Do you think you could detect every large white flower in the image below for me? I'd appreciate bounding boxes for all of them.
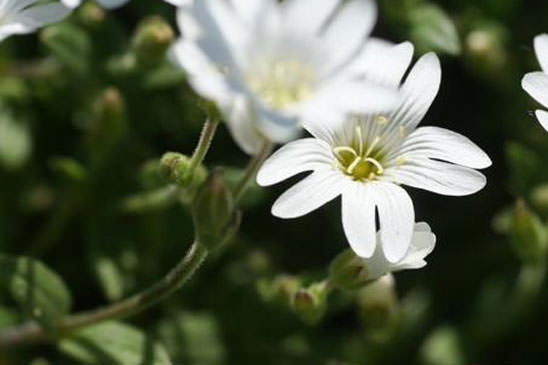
[522,34,548,132]
[169,0,400,155]
[257,50,491,263]
[60,0,129,9]
[0,0,70,42]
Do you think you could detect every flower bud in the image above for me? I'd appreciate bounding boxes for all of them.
[86,88,127,166]
[192,169,241,251]
[159,152,207,190]
[132,16,174,69]
[328,249,373,290]
[510,200,548,263]
[465,25,507,76]
[78,2,105,28]
[357,275,399,329]
[257,275,301,306]
[531,184,548,212]
[420,326,465,365]
[291,282,328,325]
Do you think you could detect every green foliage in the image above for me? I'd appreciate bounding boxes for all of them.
[1,0,548,364]
[59,321,172,365]
[0,255,71,330]
[158,312,225,364]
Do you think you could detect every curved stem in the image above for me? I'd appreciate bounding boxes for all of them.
[187,118,219,178]
[0,241,208,348]
[233,140,274,203]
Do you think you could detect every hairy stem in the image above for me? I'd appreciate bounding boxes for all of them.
[187,118,219,179]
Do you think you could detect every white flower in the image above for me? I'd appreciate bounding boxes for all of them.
[522,34,548,132]
[61,0,129,9]
[0,0,71,42]
[169,0,400,155]
[257,50,491,263]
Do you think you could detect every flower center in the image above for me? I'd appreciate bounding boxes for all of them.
[332,125,385,182]
[246,59,313,109]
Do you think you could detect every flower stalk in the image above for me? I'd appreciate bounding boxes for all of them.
[0,241,208,348]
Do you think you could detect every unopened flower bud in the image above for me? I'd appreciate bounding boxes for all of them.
[86,88,127,166]
[291,282,328,325]
[329,249,373,290]
[132,16,174,68]
[192,169,241,250]
[357,275,399,329]
[510,200,548,263]
[79,2,105,28]
[159,152,207,190]
[257,275,301,305]
[465,25,507,76]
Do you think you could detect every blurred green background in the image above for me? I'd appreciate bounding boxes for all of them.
[2,0,548,364]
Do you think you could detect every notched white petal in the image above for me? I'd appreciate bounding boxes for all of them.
[341,182,377,258]
[271,170,344,219]
[257,138,332,186]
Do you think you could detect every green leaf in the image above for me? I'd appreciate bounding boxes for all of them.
[0,255,72,329]
[59,321,172,365]
[158,312,225,364]
[0,306,20,329]
[40,24,92,74]
[409,3,461,55]
[0,107,31,170]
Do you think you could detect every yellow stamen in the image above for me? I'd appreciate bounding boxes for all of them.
[365,136,381,157]
[346,156,362,175]
[365,157,384,175]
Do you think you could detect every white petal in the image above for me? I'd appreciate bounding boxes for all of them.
[344,39,414,87]
[414,221,431,233]
[341,182,377,258]
[522,71,548,109]
[534,34,548,73]
[191,0,247,70]
[61,0,81,8]
[272,170,344,219]
[300,79,399,121]
[168,40,234,105]
[386,158,487,196]
[392,126,492,169]
[320,0,377,77]
[389,53,441,131]
[96,0,129,9]
[176,1,200,39]
[535,109,548,132]
[395,230,436,270]
[165,0,192,6]
[283,0,339,35]
[257,138,333,186]
[224,96,264,155]
[12,3,71,30]
[229,0,276,30]
[254,104,301,144]
[374,183,415,263]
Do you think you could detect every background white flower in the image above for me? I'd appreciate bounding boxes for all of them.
[169,0,400,155]
[522,34,548,132]
[61,0,129,9]
[0,0,71,42]
[257,48,491,263]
